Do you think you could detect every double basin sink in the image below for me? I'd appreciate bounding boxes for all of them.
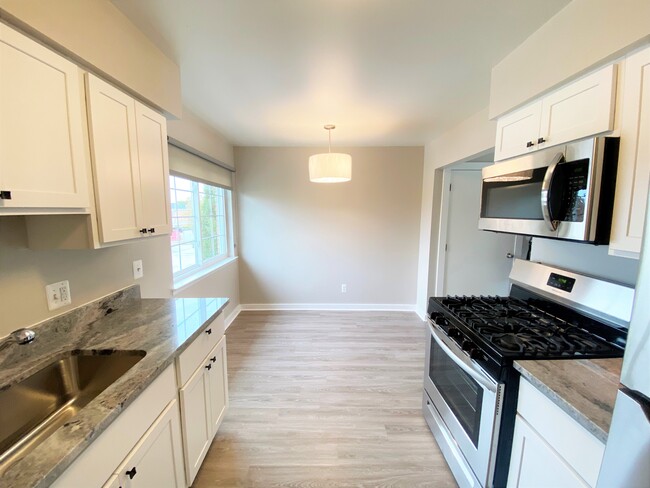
[0,350,145,475]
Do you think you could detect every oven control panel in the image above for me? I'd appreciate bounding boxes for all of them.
[547,272,576,293]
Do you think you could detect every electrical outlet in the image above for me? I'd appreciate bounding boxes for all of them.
[133,259,143,279]
[341,284,347,293]
[46,280,72,311]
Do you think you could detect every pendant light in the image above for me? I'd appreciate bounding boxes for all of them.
[309,125,351,183]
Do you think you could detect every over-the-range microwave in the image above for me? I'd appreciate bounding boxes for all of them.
[479,136,619,243]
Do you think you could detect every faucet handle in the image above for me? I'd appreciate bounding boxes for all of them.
[12,328,36,345]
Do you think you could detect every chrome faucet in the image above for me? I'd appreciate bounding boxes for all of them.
[0,328,36,351]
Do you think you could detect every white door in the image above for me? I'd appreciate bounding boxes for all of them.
[207,337,229,434]
[86,74,143,243]
[508,415,590,488]
[115,399,185,488]
[442,168,516,296]
[179,362,213,485]
[0,24,89,208]
[494,101,542,161]
[134,102,171,236]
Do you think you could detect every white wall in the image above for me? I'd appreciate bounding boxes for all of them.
[235,146,423,307]
[0,0,182,116]
[0,217,173,336]
[490,0,650,118]
[416,107,497,317]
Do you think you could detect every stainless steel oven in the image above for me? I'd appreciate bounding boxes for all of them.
[478,136,619,243]
[423,320,504,488]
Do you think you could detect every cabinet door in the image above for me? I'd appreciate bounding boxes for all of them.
[610,47,650,258]
[86,74,143,243]
[494,101,542,161]
[116,399,185,488]
[539,65,616,150]
[507,415,590,488]
[134,102,171,236]
[102,474,122,488]
[0,24,89,208]
[179,361,212,485]
[207,336,229,434]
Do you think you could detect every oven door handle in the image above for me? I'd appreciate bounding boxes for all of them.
[541,152,565,232]
[428,322,498,393]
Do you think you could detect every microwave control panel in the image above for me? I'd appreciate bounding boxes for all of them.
[560,160,589,222]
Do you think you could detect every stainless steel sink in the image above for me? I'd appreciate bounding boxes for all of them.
[0,350,145,474]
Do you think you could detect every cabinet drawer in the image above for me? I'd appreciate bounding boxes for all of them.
[517,378,605,487]
[176,313,225,386]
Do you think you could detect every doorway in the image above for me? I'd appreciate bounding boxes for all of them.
[436,165,517,296]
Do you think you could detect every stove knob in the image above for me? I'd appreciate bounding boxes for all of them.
[448,327,461,339]
[461,339,474,351]
[468,348,483,361]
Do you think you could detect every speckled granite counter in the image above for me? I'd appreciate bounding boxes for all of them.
[0,286,228,488]
[514,358,622,443]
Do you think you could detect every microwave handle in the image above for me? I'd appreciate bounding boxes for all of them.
[541,152,564,232]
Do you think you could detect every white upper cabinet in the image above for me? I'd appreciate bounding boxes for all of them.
[134,103,171,236]
[86,74,142,243]
[0,23,89,209]
[494,101,542,161]
[494,65,617,162]
[610,46,650,259]
[86,74,171,244]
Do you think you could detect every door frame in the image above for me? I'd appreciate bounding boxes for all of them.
[434,163,523,296]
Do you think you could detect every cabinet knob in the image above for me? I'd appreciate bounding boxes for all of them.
[210,356,217,363]
[526,141,534,148]
[148,228,156,233]
[126,467,137,479]
[205,328,212,335]
[0,191,12,200]
[537,137,546,144]
[205,363,212,371]
[139,228,147,234]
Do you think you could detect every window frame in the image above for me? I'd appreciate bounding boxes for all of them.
[170,174,233,283]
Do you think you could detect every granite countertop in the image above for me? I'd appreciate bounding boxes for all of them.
[514,358,622,443]
[0,286,228,488]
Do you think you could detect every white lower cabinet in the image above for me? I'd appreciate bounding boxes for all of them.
[508,415,590,488]
[112,399,185,488]
[508,378,605,488]
[178,336,229,486]
[53,365,180,488]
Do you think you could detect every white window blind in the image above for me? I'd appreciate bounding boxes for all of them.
[168,143,232,189]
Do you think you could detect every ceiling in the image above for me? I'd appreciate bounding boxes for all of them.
[112,0,570,146]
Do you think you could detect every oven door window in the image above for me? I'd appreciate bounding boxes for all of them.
[429,339,483,447]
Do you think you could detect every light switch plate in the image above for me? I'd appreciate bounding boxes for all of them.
[46,280,71,311]
[133,260,143,279]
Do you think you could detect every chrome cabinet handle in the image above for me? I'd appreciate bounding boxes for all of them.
[541,152,564,232]
[428,322,498,393]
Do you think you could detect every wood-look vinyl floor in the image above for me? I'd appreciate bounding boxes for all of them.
[193,311,457,488]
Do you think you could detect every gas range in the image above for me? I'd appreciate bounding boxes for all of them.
[427,287,626,379]
[422,260,634,488]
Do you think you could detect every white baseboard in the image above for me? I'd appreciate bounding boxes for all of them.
[240,303,417,312]
[224,304,242,329]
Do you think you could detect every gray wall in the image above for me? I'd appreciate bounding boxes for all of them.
[235,146,423,306]
[0,216,173,336]
[530,238,640,286]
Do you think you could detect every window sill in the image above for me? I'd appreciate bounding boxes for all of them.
[172,256,239,294]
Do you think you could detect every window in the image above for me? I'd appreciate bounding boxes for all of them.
[170,175,232,280]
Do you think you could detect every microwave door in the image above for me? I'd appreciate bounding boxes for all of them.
[479,162,558,239]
